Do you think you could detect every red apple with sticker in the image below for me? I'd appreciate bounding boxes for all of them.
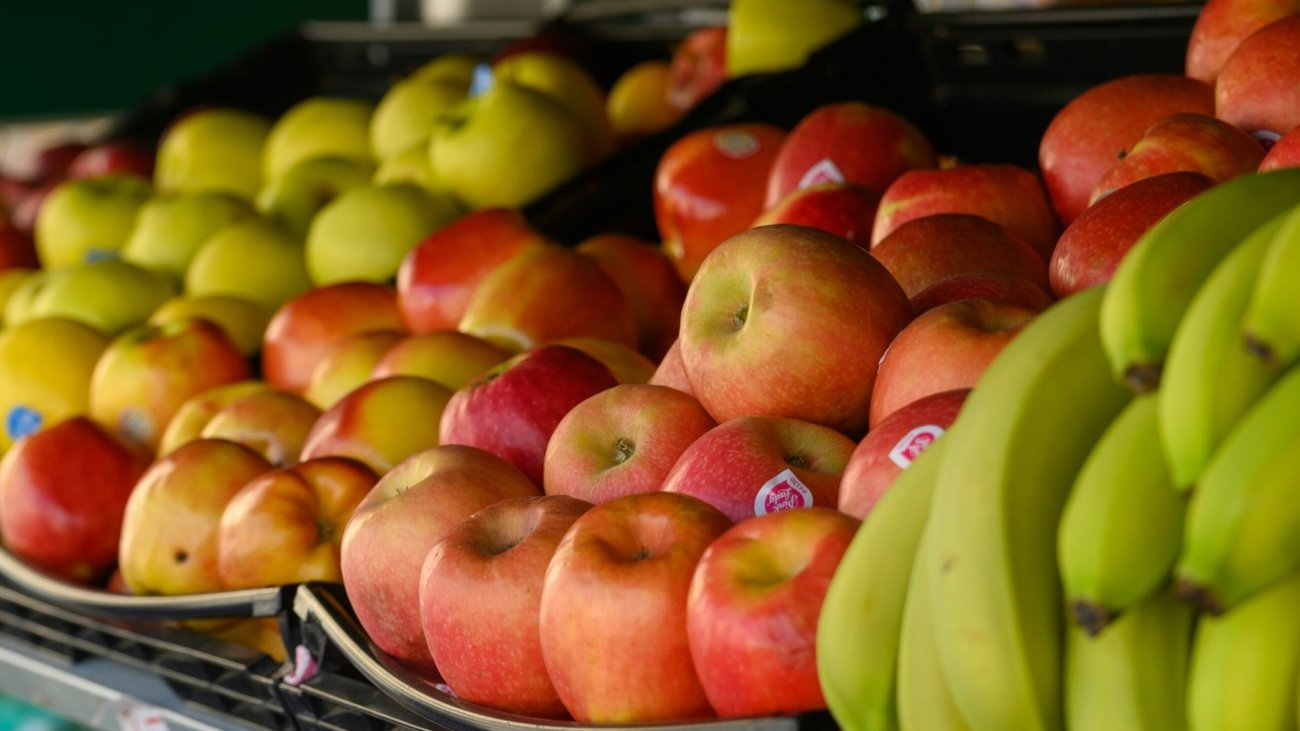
[754,182,881,248]
[1185,0,1300,84]
[576,233,687,361]
[686,507,860,717]
[910,271,1055,314]
[870,213,1049,299]
[300,375,452,475]
[1215,15,1300,137]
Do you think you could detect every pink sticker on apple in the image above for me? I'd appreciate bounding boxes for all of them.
[754,469,815,516]
[713,130,760,159]
[797,158,846,190]
[888,425,945,469]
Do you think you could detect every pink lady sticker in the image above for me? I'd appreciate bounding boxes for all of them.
[797,158,846,190]
[712,130,760,159]
[754,469,815,515]
[888,425,946,469]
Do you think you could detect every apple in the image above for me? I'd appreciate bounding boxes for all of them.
[1050,171,1215,299]
[543,383,717,503]
[0,317,109,450]
[539,491,732,723]
[0,176,31,217]
[686,507,860,717]
[396,208,548,334]
[370,330,511,389]
[910,271,1056,314]
[410,53,481,87]
[88,318,252,453]
[1185,0,1300,84]
[156,380,273,456]
[185,218,312,312]
[655,123,787,282]
[871,164,1060,259]
[419,494,592,718]
[370,75,469,162]
[217,456,377,588]
[302,329,406,409]
[661,415,855,523]
[118,438,273,596]
[679,224,913,437]
[765,102,936,208]
[754,182,882,249]
[606,60,684,143]
[1038,73,1214,225]
[154,107,273,200]
[669,26,728,112]
[32,142,88,182]
[726,0,863,77]
[440,344,619,486]
[67,140,155,181]
[9,180,59,237]
[255,156,375,239]
[34,174,152,269]
[576,232,687,361]
[262,281,405,395]
[147,294,271,359]
[1090,113,1264,202]
[838,388,968,520]
[649,338,694,395]
[1260,124,1300,170]
[340,444,541,674]
[0,267,38,319]
[199,388,323,467]
[870,298,1037,427]
[0,416,150,584]
[1216,15,1300,137]
[373,143,437,190]
[549,337,657,385]
[305,183,460,286]
[492,51,615,164]
[0,218,39,272]
[120,191,257,281]
[458,243,638,353]
[262,97,374,181]
[3,270,50,327]
[300,375,453,475]
[24,259,178,335]
[870,213,1050,299]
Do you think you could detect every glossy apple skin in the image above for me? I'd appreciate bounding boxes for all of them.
[1260,124,1300,170]
[1050,171,1214,299]
[1038,73,1214,225]
[654,123,787,282]
[576,233,687,361]
[754,182,881,249]
[370,330,511,389]
[299,375,452,476]
[649,338,694,395]
[1216,15,1300,137]
[550,337,656,385]
[303,329,407,410]
[668,26,728,112]
[1090,113,1263,202]
[439,345,619,486]
[839,388,968,520]
[870,213,1049,299]
[340,444,541,675]
[680,225,913,437]
[1186,0,1300,84]
[199,388,323,467]
[0,417,150,584]
[686,507,860,717]
[539,492,733,723]
[543,384,717,503]
[156,380,273,456]
[420,494,592,718]
[910,271,1055,314]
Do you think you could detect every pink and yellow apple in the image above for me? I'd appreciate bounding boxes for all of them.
[156,380,273,456]
[869,213,1049,299]
[1215,15,1300,136]
[576,233,687,361]
[369,330,511,389]
[910,271,1055,314]
[1089,113,1263,202]
[302,329,406,410]
[299,375,452,475]
[1185,0,1300,83]
[649,338,694,395]
[199,388,323,467]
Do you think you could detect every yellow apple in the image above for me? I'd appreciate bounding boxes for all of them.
[120,191,257,281]
[199,388,323,467]
[255,156,375,239]
[0,268,38,327]
[551,336,657,384]
[155,107,273,201]
[492,52,615,163]
[156,380,273,456]
[370,330,511,389]
[185,218,312,312]
[263,97,375,181]
[373,143,437,190]
[26,259,178,336]
[3,269,48,328]
[303,329,406,410]
[727,0,864,77]
[35,174,153,269]
[148,294,271,358]
[0,317,109,450]
[299,375,452,474]
[606,60,684,142]
[370,76,469,162]
[411,53,481,86]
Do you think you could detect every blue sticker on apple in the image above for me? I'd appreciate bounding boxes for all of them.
[6,406,41,442]
[469,63,494,98]
[84,248,120,263]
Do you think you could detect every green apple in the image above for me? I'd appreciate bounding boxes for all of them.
[154,107,273,201]
[120,191,257,281]
[0,268,38,327]
[371,76,469,162]
[373,143,437,190]
[3,270,49,328]
[0,316,109,450]
[35,174,153,269]
[727,0,864,77]
[185,218,312,312]
[263,97,375,182]
[255,155,375,239]
[148,294,272,358]
[491,52,615,163]
[411,53,480,87]
[427,81,586,210]
[305,183,459,286]
[27,259,178,335]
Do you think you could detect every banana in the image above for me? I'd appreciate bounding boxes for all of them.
[1063,588,1194,731]
[897,525,972,731]
[1057,395,1184,636]
[1176,361,1300,614]
[922,286,1132,731]
[1158,209,1291,490]
[1186,570,1300,731]
[1100,168,1300,393]
[816,435,951,731]
[1244,200,1300,369]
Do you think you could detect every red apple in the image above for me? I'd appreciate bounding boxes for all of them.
[543,384,717,503]
[869,213,1049,299]
[396,209,548,334]
[1259,124,1300,170]
[1185,0,1300,84]
[679,224,913,437]
[654,123,787,282]
[754,181,881,248]
[838,388,968,520]
[33,142,89,183]
[765,101,937,207]
[1090,113,1263,202]
[576,233,687,361]
[67,140,155,181]
[686,507,860,717]
[1050,171,1215,299]
[649,338,694,395]
[0,218,38,271]
[439,344,619,486]
[0,416,150,584]
[871,164,1060,259]
[910,271,1056,314]
[10,180,59,236]
[1039,74,1215,225]
[669,26,728,112]
[539,492,733,723]
[299,375,452,475]
[661,415,855,523]
[870,298,1037,427]
[420,494,592,718]
[340,444,541,675]
[199,388,324,467]
[1216,15,1300,137]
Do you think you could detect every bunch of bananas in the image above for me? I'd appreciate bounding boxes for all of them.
[817,168,1300,731]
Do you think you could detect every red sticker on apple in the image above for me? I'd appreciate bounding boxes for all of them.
[888,425,945,469]
[712,130,760,159]
[798,158,846,190]
[754,469,815,515]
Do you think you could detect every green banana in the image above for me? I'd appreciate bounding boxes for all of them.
[897,525,972,731]
[1063,588,1194,731]
[1100,168,1300,393]
[816,435,951,731]
[1176,362,1300,614]
[1186,570,1300,731]
[1158,209,1291,490]
[1057,395,1184,636]
[1244,199,1300,369]
[923,286,1132,731]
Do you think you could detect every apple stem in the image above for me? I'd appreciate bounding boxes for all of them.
[613,438,635,464]
[732,303,749,330]
[785,452,809,469]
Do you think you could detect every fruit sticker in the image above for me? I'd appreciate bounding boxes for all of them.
[712,130,760,159]
[798,158,846,190]
[5,405,41,442]
[118,407,156,447]
[888,425,945,469]
[754,469,815,515]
